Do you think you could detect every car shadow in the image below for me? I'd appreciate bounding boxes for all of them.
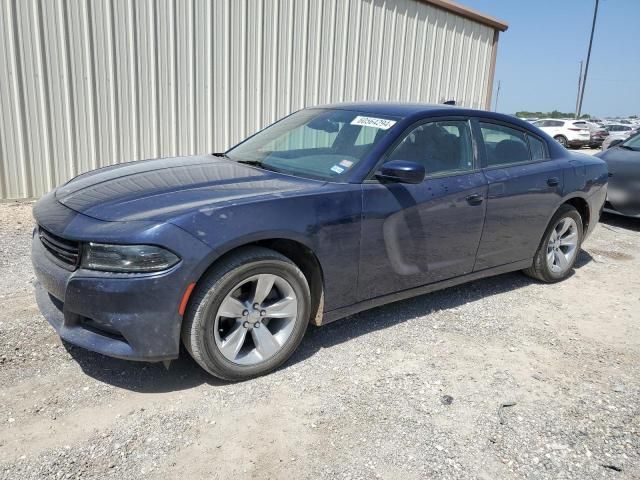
[64,342,227,392]
[290,249,594,366]
[67,250,594,392]
[600,212,640,232]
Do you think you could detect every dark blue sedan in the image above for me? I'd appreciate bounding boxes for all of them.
[32,103,608,380]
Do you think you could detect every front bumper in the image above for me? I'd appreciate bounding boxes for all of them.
[31,198,213,361]
[603,204,640,218]
[33,234,191,361]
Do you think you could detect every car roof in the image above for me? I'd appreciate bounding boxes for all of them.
[315,101,457,116]
[311,102,536,129]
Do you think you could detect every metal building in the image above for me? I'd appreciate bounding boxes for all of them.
[0,0,507,200]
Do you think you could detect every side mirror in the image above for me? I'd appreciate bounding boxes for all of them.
[375,160,425,184]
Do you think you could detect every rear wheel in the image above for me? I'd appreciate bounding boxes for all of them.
[182,247,310,381]
[523,204,583,283]
[554,135,568,148]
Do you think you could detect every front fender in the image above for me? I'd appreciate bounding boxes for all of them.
[170,186,362,311]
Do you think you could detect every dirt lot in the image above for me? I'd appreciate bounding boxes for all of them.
[1,198,639,480]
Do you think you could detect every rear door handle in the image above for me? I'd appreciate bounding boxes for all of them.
[465,193,484,206]
[547,177,560,187]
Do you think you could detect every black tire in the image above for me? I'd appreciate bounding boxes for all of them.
[523,204,583,283]
[554,135,568,148]
[181,246,311,381]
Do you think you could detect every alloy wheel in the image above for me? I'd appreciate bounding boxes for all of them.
[546,217,579,274]
[213,273,298,365]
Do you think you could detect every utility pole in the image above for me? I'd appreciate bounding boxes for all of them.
[494,80,501,112]
[575,60,583,119]
[577,0,599,118]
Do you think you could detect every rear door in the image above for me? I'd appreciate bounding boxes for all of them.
[473,120,564,270]
[358,118,488,300]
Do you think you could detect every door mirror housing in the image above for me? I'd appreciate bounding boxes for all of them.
[375,160,426,184]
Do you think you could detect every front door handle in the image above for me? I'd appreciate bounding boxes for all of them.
[547,177,560,187]
[465,193,484,206]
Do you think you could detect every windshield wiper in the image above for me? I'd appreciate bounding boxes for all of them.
[618,145,636,151]
[234,159,280,173]
[235,159,263,166]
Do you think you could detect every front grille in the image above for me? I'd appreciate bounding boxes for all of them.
[39,227,81,270]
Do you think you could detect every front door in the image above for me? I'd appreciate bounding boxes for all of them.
[358,119,488,300]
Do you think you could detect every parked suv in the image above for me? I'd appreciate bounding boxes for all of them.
[532,119,591,148]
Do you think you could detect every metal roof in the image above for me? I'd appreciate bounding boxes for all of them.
[422,0,509,32]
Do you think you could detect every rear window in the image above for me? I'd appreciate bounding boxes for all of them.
[480,123,530,166]
[480,123,549,166]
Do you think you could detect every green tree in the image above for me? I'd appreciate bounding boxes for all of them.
[515,110,590,119]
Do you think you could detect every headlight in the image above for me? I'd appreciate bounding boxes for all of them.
[81,243,180,272]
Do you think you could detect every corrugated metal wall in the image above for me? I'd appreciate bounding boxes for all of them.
[0,0,497,200]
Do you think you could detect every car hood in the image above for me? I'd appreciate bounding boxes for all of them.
[55,155,323,222]
[596,146,640,167]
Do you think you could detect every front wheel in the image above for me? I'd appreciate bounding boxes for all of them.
[182,247,311,381]
[523,205,583,283]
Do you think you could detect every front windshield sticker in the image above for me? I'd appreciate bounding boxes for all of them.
[339,159,354,168]
[350,116,396,130]
[330,165,345,174]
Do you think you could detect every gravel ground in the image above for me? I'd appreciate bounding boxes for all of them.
[1,196,639,480]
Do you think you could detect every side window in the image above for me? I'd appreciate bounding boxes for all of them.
[479,122,531,166]
[528,135,547,160]
[386,120,473,176]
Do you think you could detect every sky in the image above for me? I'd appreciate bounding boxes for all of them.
[462,0,639,118]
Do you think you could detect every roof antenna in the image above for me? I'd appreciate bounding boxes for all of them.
[443,100,456,106]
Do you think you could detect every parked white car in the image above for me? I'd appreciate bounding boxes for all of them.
[601,124,640,150]
[531,119,591,148]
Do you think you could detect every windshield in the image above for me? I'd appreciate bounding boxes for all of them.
[226,108,399,181]
[621,132,640,151]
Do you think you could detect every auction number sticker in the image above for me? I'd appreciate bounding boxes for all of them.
[350,116,396,130]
